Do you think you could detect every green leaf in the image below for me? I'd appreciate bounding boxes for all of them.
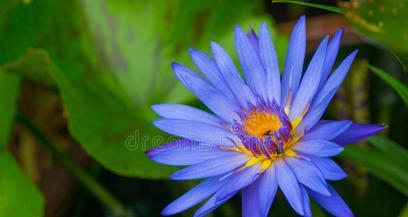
[272,0,342,14]
[341,0,408,69]
[53,62,176,178]
[0,2,175,176]
[1,45,175,178]
[369,65,408,106]
[0,48,56,86]
[341,140,408,196]
[0,152,44,217]
[0,45,43,216]
[368,136,408,167]
[0,73,20,148]
[81,0,267,105]
[0,23,43,217]
[399,203,408,217]
[0,0,175,178]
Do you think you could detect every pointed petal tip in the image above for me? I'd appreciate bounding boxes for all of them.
[234,25,246,39]
[333,122,385,146]
[150,104,160,113]
[152,119,163,129]
[172,63,193,79]
[247,28,257,36]
[234,24,242,31]
[376,123,387,132]
[171,62,182,71]
[351,49,359,57]
[145,145,163,159]
[161,207,175,216]
[335,27,344,37]
[210,41,221,51]
[170,173,183,180]
[311,35,329,56]
[145,148,154,157]
[291,15,306,35]
[188,47,197,54]
[321,35,330,46]
[295,15,306,28]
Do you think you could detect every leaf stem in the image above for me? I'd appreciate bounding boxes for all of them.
[272,0,343,14]
[17,113,134,217]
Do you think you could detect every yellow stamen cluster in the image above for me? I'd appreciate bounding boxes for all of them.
[242,112,281,139]
[230,110,300,172]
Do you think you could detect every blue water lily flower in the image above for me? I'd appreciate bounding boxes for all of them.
[147,16,384,217]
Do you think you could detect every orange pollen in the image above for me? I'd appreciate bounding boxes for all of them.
[242,112,281,139]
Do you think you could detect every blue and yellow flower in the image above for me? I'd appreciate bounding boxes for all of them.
[147,16,384,217]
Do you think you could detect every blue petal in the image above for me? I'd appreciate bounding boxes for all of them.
[275,160,304,215]
[285,157,330,196]
[258,164,278,217]
[211,42,256,108]
[162,176,228,215]
[242,178,262,217]
[147,139,231,166]
[289,36,328,120]
[281,15,306,107]
[153,119,240,146]
[300,186,312,217]
[152,104,222,126]
[171,153,249,180]
[293,139,344,157]
[235,25,266,97]
[172,63,240,122]
[259,22,281,104]
[319,28,344,88]
[247,29,260,54]
[296,89,337,132]
[303,120,352,141]
[308,155,347,180]
[189,48,234,99]
[215,163,261,202]
[332,122,385,146]
[193,191,238,217]
[298,51,358,132]
[308,184,354,217]
[313,50,358,106]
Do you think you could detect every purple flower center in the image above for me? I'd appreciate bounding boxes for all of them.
[232,99,295,159]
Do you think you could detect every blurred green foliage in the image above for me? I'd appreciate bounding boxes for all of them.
[370,65,408,106]
[0,73,20,147]
[0,72,43,217]
[341,0,408,70]
[341,136,408,196]
[0,152,44,217]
